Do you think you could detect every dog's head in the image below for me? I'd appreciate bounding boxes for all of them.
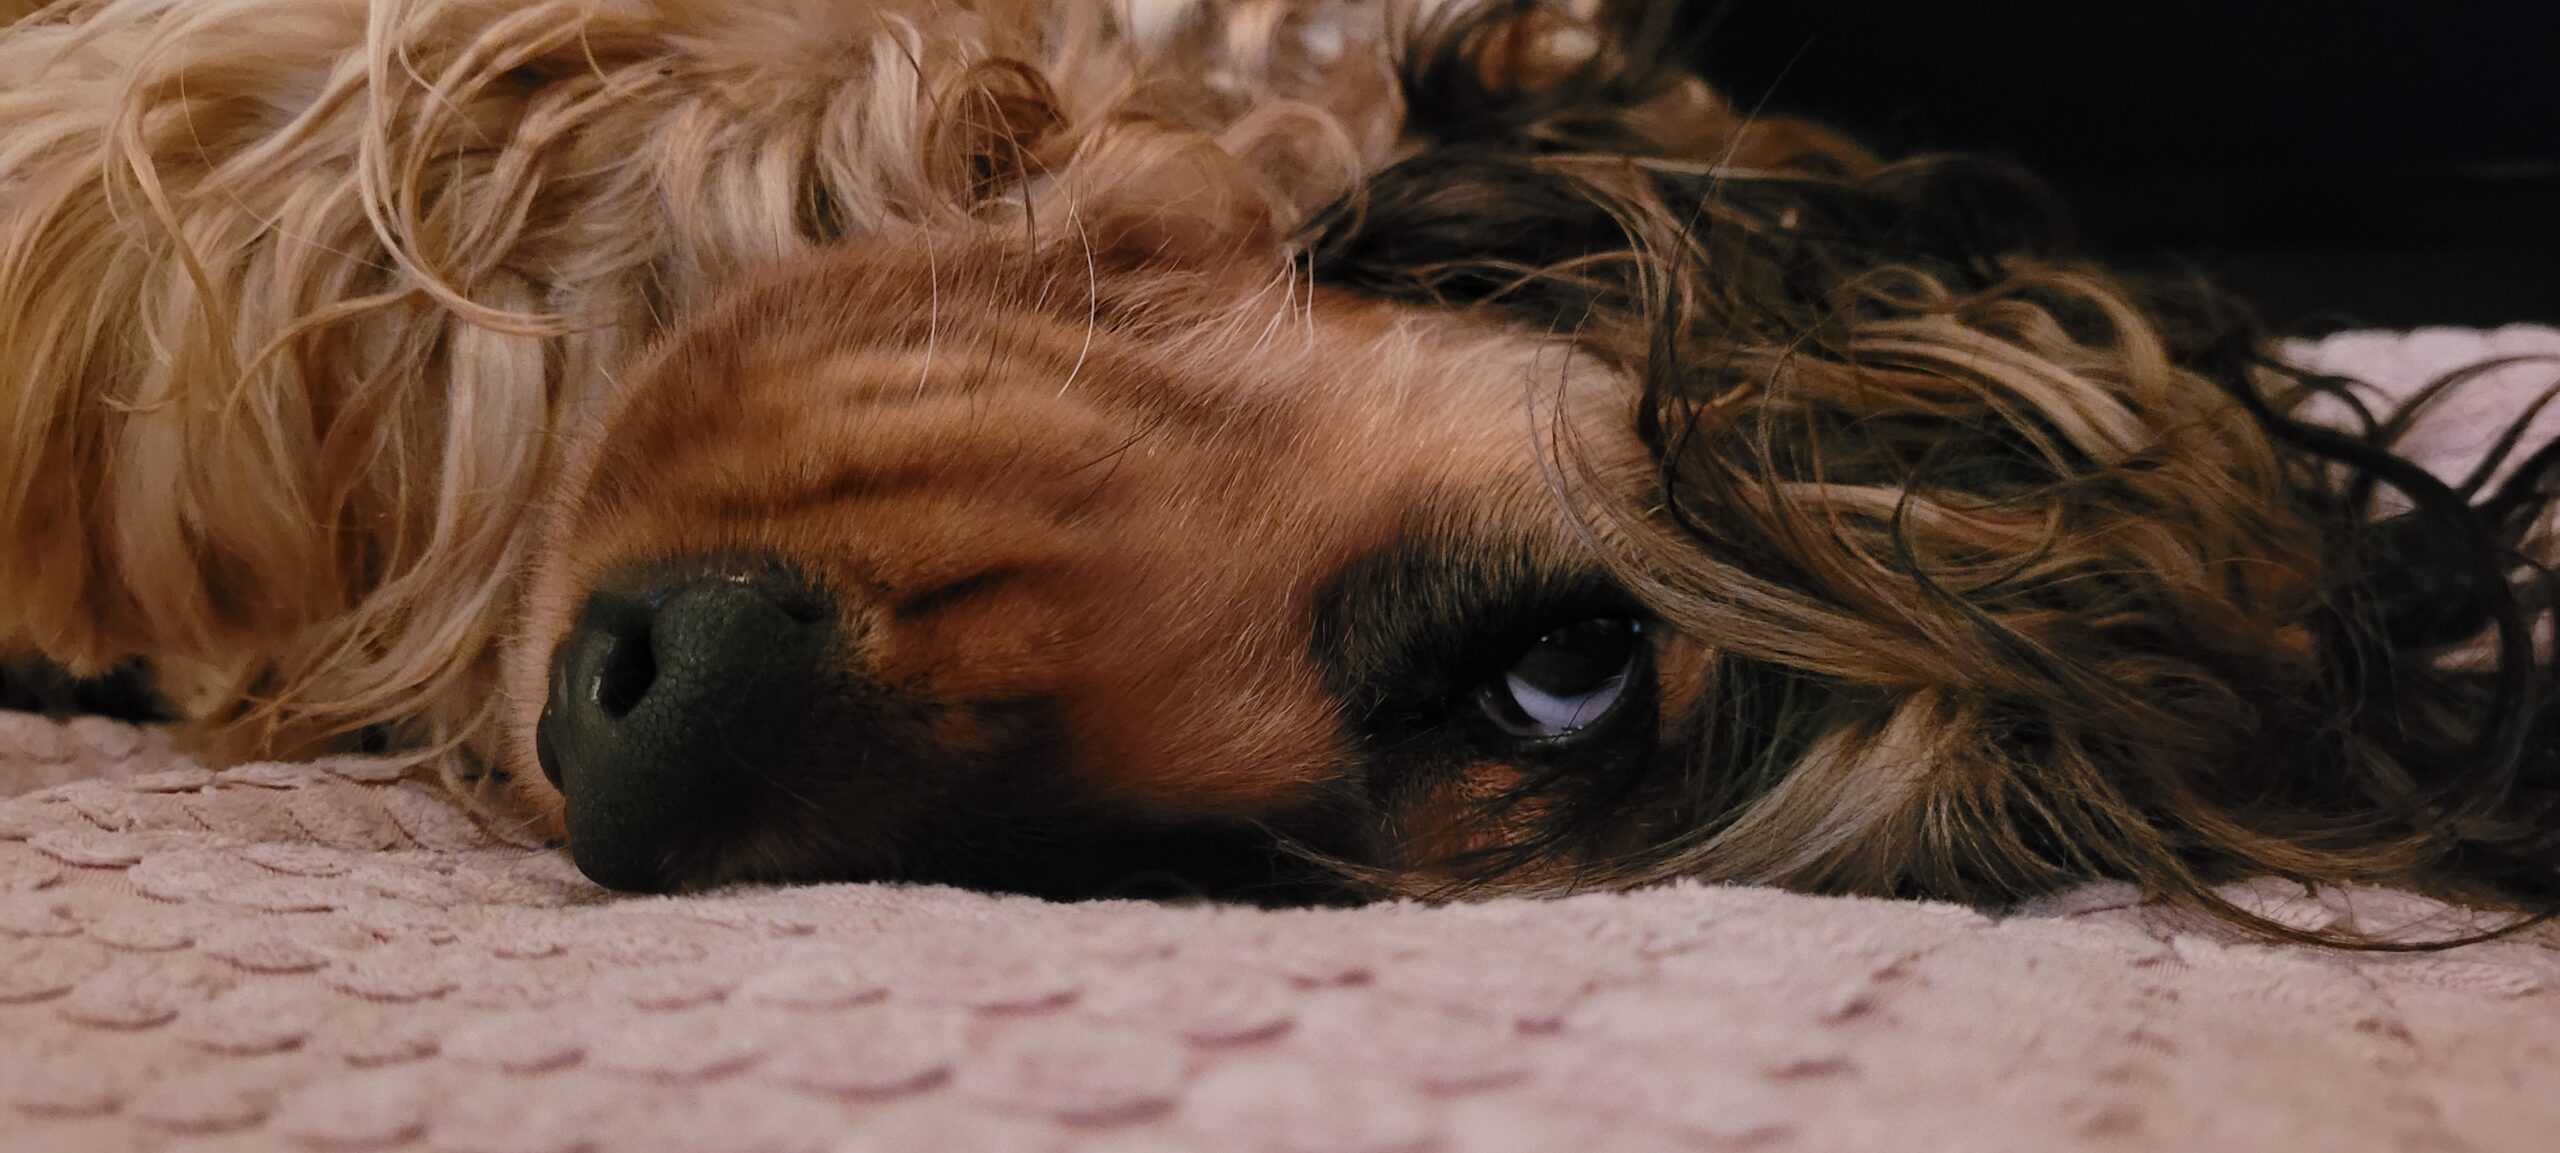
[503,112,1669,896]
[500,1,2558,920]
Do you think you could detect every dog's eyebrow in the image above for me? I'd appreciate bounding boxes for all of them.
[1308,517,1635,737]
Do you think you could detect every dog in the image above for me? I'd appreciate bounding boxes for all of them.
[4,0,2555,935]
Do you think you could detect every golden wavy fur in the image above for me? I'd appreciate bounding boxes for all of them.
[3,0,2555,937]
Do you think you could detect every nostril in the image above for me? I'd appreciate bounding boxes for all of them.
[589,623,656,720]
[536,590,662,796]
[561,601,659,722]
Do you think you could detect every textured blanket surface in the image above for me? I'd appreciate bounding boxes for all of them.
[3,326,2558,1153]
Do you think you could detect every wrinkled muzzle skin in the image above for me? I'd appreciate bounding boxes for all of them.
[501,229,1652,897]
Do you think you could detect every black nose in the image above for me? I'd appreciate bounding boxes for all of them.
[535,560,832,892]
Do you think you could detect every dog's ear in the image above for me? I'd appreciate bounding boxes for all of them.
[1032,118,1289,270]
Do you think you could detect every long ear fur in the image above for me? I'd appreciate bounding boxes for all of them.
[1307,0,2560,943]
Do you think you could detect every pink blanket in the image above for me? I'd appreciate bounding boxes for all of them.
[4,327,2557,1153]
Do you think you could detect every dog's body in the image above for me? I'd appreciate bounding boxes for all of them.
[4,0,2555,930]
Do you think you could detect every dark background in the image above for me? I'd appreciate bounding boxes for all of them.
[1691,1,2560,334]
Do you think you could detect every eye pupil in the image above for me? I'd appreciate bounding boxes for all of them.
[1478,617,1643,739]
[1509,618,1637,698]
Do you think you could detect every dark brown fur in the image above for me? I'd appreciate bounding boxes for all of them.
[1299,1,2560,940]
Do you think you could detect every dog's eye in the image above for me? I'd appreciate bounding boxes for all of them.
[1476,618,1643,739]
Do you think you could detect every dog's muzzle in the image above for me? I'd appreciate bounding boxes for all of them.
[534,559,833,892]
